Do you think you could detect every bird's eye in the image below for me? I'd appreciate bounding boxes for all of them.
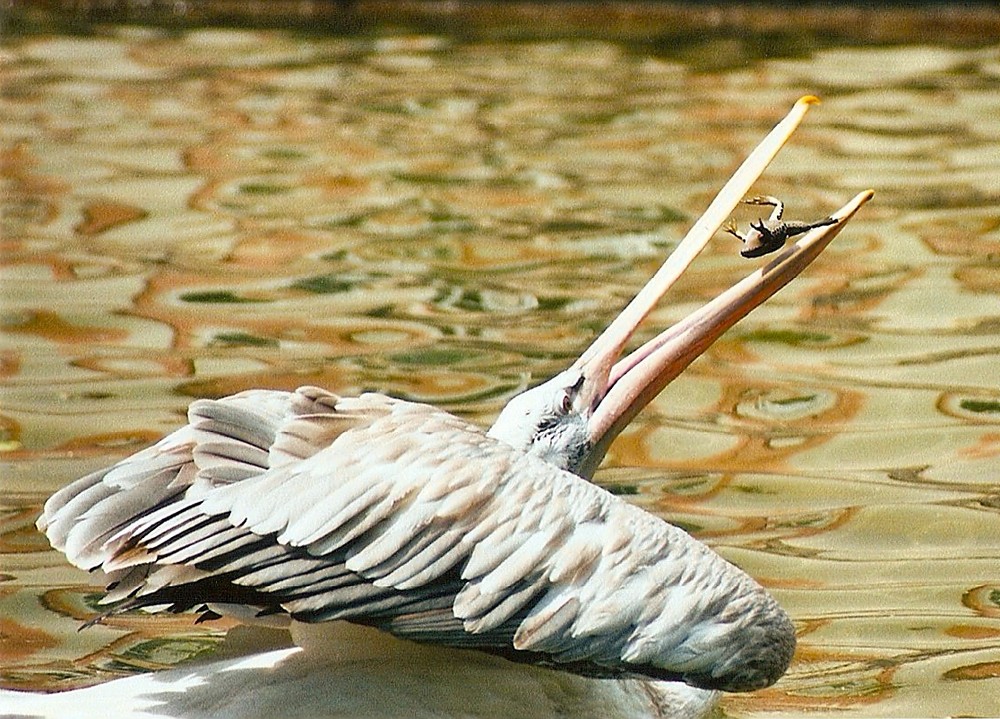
[559,390,572,414]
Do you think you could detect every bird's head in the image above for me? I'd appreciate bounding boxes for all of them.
[488,367,591,472]
[490,186,873,477]
[489,98,872,479]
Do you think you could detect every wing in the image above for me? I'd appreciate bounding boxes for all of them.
[37,386,354,572]
[61,389,794,693]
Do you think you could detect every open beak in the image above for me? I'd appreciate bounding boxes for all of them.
[570,97,873,478]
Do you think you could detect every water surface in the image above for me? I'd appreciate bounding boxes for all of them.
[2,6,999,717]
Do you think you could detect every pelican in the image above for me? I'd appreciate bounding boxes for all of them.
[20,97,873,719]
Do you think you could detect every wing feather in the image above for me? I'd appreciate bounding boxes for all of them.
[42,387,350,565]
[461,579,547,634]
[177,529,262,570]
[372,527,466,589]
[188,392,289,450]
[459,519,521,580]
[476,530,558,596]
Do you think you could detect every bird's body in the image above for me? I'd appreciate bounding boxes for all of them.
[43,387,793,692]
[26,97,873,718]
[0,623,720,719]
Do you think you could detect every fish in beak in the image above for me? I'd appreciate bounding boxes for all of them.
[491,97,873,478]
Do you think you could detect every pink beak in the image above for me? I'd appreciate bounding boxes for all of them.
[569,97,873,477]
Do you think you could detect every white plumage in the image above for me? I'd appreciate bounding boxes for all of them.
[45,387,791,690]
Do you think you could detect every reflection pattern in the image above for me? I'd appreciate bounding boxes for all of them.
[2,20,1000,718]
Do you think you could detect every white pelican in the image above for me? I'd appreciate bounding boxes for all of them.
[18,97,873,719]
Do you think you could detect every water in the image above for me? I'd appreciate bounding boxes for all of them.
[1,5,999,717]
